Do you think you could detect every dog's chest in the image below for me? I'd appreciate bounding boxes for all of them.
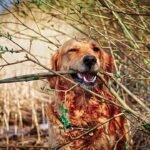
[58,99,120,149]
[66,98,111,127]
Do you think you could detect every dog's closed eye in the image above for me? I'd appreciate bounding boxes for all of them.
[93,47,100,52]
[68,48,78,52]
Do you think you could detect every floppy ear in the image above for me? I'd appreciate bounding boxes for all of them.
[48,49,62,88]
[51,49,62,71]
[99,49,114,82]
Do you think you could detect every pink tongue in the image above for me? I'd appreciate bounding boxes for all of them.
[81,73,94,81]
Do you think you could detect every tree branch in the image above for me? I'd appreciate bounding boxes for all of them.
[55,113,124,149]
[0,71,74,84]
[0,59,28,68]
[0,56,149,124]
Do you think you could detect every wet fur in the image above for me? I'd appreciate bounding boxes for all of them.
[47,38,131,150]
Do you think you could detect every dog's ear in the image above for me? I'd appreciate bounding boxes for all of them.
[99,49,114,82]
[51,49,62,71]
[48,49,62,88]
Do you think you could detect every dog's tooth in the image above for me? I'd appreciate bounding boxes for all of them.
[92,76,96,82]
[77,73,83,79]
[83,76,88,83]
[83,76,96,83]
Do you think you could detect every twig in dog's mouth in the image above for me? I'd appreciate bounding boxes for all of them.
[0,71,75,84]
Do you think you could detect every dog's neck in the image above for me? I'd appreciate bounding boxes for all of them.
[54,77,112,110]
[51,77,123,129]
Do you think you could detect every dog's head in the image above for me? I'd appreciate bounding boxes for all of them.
[50,38,113,89]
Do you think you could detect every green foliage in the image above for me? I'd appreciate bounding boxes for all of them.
[143,123,150,132]
[31,75,39,80]
[60,104,71,128]
[137,82,149,92]
[40,86,45,91]
[13,0,20,5]
[7,32,12,40]
[125,142,129,150]
[144,58,150,66]
[40,86,55,93]
[0,32,12,40]
[46,87,55,92]
[0,46,14,54]
[21,10,28,16]
[0,31,2,37]
[32,0,44,7]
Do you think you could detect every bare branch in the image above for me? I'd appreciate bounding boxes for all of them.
[0,71,74,84]
[0,59,28,68]
[55,113,124,149]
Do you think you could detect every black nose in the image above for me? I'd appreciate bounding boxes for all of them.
[83,55,97,68]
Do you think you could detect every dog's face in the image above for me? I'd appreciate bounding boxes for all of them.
[51,38,113,88]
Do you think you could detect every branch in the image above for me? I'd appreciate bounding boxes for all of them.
[98,0,150,16]
[0,54,149,124]
[98,72,150,113]
[115,11,150,16]
[55,113,124,149]
[0,71,74,84]
[0,59,28,68]
[97,73,150,123]
[102,0,139,49]
[0,2,58,47]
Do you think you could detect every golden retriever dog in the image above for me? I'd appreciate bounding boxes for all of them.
[47,38,131,150]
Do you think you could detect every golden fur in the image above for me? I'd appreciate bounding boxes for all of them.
[47,38,131,150]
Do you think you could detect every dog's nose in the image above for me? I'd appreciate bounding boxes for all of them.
[83,55,97,68]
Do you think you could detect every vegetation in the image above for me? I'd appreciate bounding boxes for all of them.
[0,0,149,149]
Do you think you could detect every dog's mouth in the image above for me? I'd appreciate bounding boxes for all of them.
[71,72,97,88]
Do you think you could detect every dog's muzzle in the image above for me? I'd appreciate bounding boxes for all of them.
[71,55,98,88]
